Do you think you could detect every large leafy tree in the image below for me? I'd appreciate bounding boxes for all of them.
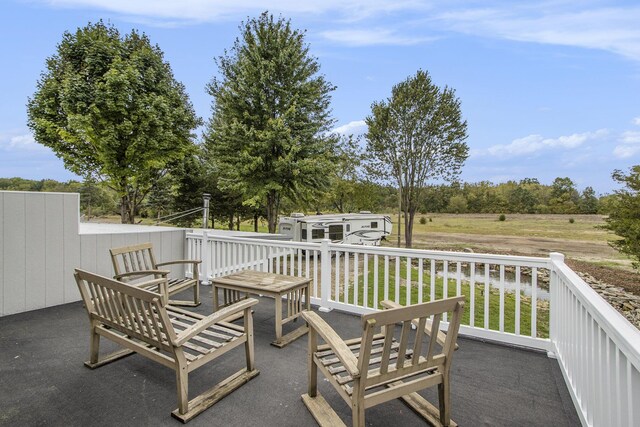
[205,12,337,233]
[27,21,200,223]
[365,69,468,247]
[602,166,640,268]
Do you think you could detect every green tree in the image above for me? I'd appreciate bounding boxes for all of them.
[548,177,579,213]
[205,12,337,233]
[27,21,200,223]
[365,69,468,247]
[579,186,599,214]
[602,166,640,268]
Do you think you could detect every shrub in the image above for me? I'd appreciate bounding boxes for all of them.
[498,214,506,221]
[429,217,433,222]
[419,217,427,225]
[569,218,575,224]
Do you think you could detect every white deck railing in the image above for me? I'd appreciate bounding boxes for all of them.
[550,254,640,426]
[186,230,640,426]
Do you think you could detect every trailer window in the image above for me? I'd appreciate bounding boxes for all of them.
[329,225,343,241]
[371,221,378,228]
[312,229,325,239]
[302,229,307,240]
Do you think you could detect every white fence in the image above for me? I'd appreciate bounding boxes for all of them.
[550,255,640,426]
[0,191,186,316]
[187,231,553,350]
[186,231,640,426]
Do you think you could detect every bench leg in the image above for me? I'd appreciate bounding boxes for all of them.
[176,365,189,417]
[89,326,100,365]
[244,308,255,371]
[193,281,200,306]
[171,368,260,423]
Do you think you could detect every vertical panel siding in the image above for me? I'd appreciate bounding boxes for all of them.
[3,192,26,315]
[44,194,65,307]
[1,191,187,317]
[25,193,46,310]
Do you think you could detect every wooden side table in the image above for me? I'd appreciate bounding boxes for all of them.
[211,270,312,348]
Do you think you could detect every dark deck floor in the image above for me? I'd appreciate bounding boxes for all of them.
[0,287,580,426]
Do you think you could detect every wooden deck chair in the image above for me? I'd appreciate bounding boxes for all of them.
[301,296,465,427]
[110,242,201,306]
[74,269,259,422]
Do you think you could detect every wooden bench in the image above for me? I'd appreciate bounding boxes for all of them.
[301,296,465,427]
[110,242,201,307]
[74,269,259,423]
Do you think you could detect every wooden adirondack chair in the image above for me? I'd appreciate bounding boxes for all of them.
[110,242,201,307]
[74,269,259,422]
[301,296,465,427]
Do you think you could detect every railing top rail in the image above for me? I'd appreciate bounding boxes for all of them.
[329,242,551,268]
[186,232,321,251]
[552,258,640,370]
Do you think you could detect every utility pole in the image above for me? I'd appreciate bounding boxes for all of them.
[202,193,211,229]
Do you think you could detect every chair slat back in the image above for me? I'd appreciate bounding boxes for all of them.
[75,269,173,352]
[359,296,465,387]
[109,243,158,278]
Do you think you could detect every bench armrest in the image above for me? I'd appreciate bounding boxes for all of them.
[380,300,458,350]
[302,311,360,378]
[114,269,170,281]
[173,298,258,346]
[156,260,202,267]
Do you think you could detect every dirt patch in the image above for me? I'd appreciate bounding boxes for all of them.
[566,259,640,297]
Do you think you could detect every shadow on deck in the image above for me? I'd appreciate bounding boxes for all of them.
[0,287,580,426]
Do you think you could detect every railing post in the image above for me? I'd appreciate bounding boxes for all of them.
[547,252,565,358]
[201,230,210,285]
[319,239,332,312]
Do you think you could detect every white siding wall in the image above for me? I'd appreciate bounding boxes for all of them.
[0,191,186,317]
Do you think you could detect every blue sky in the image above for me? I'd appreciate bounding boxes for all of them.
[1,1,639,194]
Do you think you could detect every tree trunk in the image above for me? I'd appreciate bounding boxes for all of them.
[397,188,402,247]
[236,214,240,231]
[266,190,279,233]
[404,207,416,248]
[254,213,258,232]
[228,213,233,230]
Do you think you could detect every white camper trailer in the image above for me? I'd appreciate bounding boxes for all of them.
[278,212,392,246]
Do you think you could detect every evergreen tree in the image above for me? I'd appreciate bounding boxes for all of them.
[205,12,337,233]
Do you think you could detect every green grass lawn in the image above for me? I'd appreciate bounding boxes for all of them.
[335,257,549,338]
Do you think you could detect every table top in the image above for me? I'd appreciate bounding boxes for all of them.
[211,270,311,293]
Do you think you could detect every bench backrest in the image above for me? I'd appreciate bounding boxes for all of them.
[110,243,158,278]
[74,269,175,352]
[358,296,465,388]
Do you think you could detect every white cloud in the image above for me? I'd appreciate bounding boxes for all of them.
[333,120,367,135]
[613,131,640,158]
[0,133,48,152]
[320,29,436,46]
[435,5,640,61]
[633,117,640,126]
[481,129,608,158]
[44,0,424,23]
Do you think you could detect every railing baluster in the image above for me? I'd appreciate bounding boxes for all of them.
[384,255,389,301]
[443,260,448,322]
[531,267,538,337]
[484,263,490,330]
[394,256,400,304]
[406,257,412,306]
[418,258,423,304]
[334,250,340,302]
[469,262,475,327]
[430,259,435,302]
[373,254,379,309]
[344,251,350,304]
[363,253,369,308]
[515,266,521,335]
[456,261,461,296]
[354,252,359,306]
[499,264,505,333]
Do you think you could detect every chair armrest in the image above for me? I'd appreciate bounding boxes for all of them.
[156,260,202,267]
[302,311,360,378]
[114,269,170,281]
[380,300,458,350]
[173,298,258,346]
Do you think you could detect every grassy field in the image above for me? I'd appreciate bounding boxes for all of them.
[391,213,610,242]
